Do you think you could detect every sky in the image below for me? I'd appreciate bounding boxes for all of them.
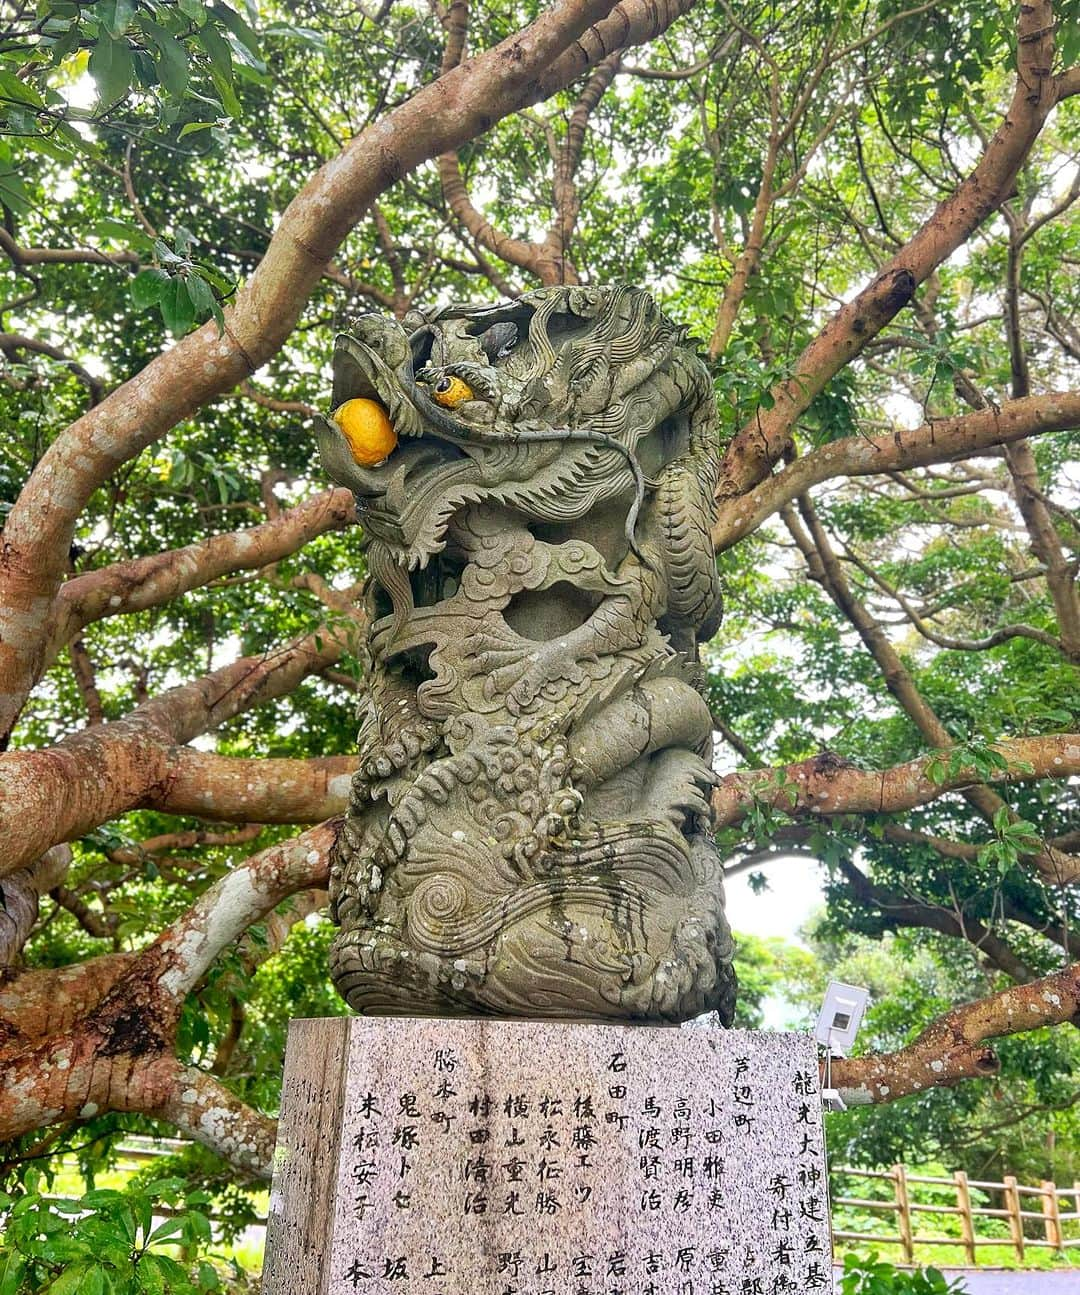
[723,855,828,1029]
[725,854,826,948]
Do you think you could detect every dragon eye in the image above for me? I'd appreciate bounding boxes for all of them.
[431,375,475,409]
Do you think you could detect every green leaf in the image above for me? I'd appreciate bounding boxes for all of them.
[0,168,31,214]
[197,1261,220,1291]
[198,26,240,116]
[48,1198,88,1214]
[178,120,216,139]
[147,1254,187,1282]
[92,216,150,247]
[47,1262,97,1295]
[0,69,44,108]
[100,0,137,38]
[79,1189,125,1209]
[0,1253,27,1295]
[212,4,260,56]
[41,1236,91,1264]
[147,1216,187,1245]
[193,262,233,293]
[22,131,76,163]
[80,1269,106,1295]
[133,1254,165,1295]
[186,271,216,320]
[89,35,134,106]
[131,267,169,310]
[133,1190,153,1242]
[153,238,183,265]
[263,23,328,50]
[1060,21,1080,69]
[47,22,83,66]
[159,276,197,336]
[132,47,159,89]
[146,23,189,98]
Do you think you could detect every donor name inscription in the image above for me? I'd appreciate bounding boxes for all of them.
[263,1019,834,1295]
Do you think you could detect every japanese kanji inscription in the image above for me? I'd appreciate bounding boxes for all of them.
[262,1017,834,1295]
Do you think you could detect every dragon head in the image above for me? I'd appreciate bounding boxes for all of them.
[316,285,715,570]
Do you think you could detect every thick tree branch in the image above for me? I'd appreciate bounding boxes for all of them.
[0,228,139,269]
[46,487,356,669]
[0,332,105,404]
[998,192,1080,661]
[50,885,114,941]
[0,845,72,966]
[438,152,578,285]
[710,735,1080,835]
[147,1059,278,1180]
[1004,439,1080,662]
[107,823,264,866]
[715,0,1061,503]
[0,955,132,1046]
[711,391,1080,551]
[549,50,623,271]
[69,638,106,725]
[154,751,354,823]
[0,630,356,875]
[0,823,335,1170]
[1056,65,1080,100]
[833,958,1080,1104]
[435,4,622,286]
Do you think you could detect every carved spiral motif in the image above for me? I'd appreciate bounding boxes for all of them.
[410,874,470,931]
[407,874,656,961]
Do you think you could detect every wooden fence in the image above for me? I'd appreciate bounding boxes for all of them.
[832,1164,1080,1263]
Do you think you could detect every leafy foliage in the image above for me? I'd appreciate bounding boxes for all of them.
[839,1253,967,1294]
[0,1176,231,1294]
[0,0,1077,1268]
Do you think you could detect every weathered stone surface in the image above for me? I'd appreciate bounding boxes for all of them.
[263,1016,834,1294]
[316,286,735,1023]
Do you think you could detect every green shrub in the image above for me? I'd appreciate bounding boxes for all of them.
[840,1252,968,1294]
[0,1174,233,1294]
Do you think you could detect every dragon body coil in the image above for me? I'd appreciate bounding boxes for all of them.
[316,285,736,1023]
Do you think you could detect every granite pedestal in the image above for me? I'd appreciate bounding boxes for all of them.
[262,1017,834,1295]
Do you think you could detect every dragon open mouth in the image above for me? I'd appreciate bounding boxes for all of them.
[316,323,483,561]
[332,332,433,444]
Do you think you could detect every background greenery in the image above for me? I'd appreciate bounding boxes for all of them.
[0,0,1077,1286]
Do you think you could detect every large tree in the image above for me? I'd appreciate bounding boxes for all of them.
[0,0,1078,1200]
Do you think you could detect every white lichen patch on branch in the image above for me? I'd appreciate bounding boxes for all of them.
[158,865,266,996]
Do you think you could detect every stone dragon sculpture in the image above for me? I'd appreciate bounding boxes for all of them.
[315,285,736,1023]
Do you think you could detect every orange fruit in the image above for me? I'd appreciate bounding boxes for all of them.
[332,398,397,466]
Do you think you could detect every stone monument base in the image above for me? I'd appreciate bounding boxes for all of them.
[262,1017,834,1295]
